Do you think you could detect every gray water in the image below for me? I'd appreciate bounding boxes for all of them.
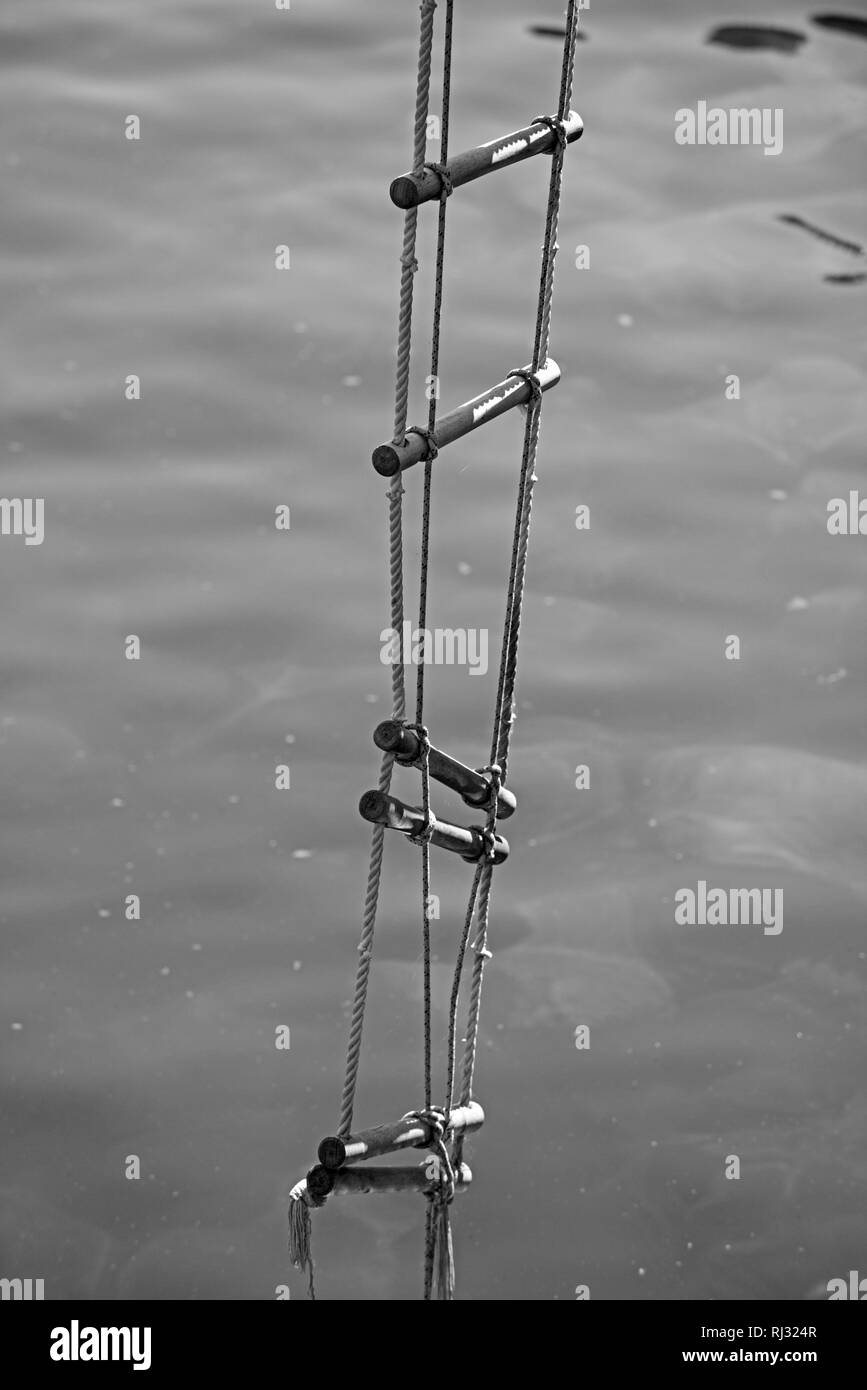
[1,0,865,1300]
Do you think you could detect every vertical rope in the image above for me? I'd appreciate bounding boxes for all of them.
[393,0,438,448]
[388,481,407,723]
[423,1195,437,1297]
[335,0,440,1145]
[413,0,456,1298]
[455,0,581,1132]
[443,860,482,1117]
[336,753,393,1139]
[415,0,454,724]
[456,856,494,1111]
[415,0,454,1125]
[418,735,434,1110]
[492,6,579,781]
[493,8,579,785]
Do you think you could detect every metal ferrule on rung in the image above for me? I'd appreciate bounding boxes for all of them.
[390,109,584,209]
[371,358,560,477]
[373,720,517,819]
[359,789,510,865]
[302,1160,473,1205]
[317,1101,485,1170]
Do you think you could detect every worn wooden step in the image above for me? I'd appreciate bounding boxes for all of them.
[317,1101,485,1170]
[359,788,510,864]
[373,720,517,819]
[300,1160,473,1205]
[390,109,584,209]
[372,358,560,476]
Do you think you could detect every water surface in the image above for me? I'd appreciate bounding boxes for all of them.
[1,0,865,1300]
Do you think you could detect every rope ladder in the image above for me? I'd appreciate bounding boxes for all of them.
[288,0,584,1302]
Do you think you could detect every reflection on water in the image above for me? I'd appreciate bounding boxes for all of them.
[0,0,865,1300]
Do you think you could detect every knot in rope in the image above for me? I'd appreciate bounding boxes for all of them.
[408,806,433,845]
[532,112,569,152]
[479,825,499,864]
[405,1107,457,1205]
[400,722,436,845]
[401,719,432,767]
[475,761,502,817]
[431,1142,457,1206]
[410,811,436,847]
[405,1104,445,1142]
[405,425,439,462]
[420,0,437,14]
[507,367,543,406]
[424,161,454,198]
[400,250,419,274]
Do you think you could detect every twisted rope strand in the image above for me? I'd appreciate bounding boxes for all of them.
[456,856,494,1110]
[415,0,454,723]
[415,0,454,1123]
[443,860,482,1117]
[335,0,441,1144]
[416,729,434,1111]
[392,0,438,447]
[388,479,407,722]
[456,0,581,1122]
[336,751,393,1138]
[413,0,456,1297]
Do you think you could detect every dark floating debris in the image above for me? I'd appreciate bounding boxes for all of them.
[528,26,587,40]
[810,14,867,41]
[707,24,807,53]
[779,214,866,285]
[778,213,865,258]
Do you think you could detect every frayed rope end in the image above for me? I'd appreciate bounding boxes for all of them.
[430,1198,455,1300]
[288,1186,317,1300]
[288,1191,312,1270]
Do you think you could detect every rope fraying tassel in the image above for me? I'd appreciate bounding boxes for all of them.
[418,1118,457,1300]
[288,1185,317,1301]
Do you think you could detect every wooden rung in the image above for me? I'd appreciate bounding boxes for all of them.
[373,721,517,820]
[390,109,584,209]
[359,788,510,864]
[304,1160,473,1204]
[318,1101,485,1170]
[371,358,560,477]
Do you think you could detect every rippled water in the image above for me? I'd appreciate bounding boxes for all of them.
[1,0,865,1300]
